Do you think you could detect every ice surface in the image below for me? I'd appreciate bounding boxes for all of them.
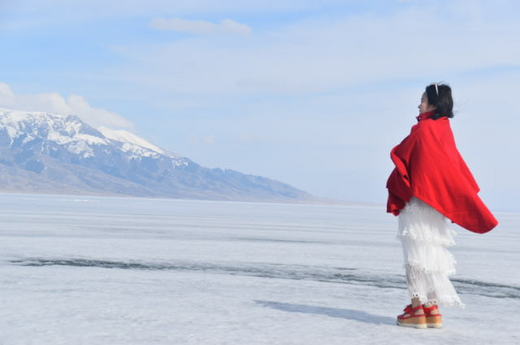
[0,193,518,344]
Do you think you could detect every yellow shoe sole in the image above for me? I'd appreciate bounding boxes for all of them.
[396,319,427,329]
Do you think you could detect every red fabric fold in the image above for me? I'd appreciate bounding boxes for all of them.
[386,112,498,234]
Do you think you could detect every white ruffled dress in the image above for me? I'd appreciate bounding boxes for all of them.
[397,197,465,307]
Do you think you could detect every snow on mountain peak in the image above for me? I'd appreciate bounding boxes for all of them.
[0,108,176,160]
[98,127,165,155]
[0,108,109,158]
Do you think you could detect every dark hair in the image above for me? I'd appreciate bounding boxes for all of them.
[425,83,454,119]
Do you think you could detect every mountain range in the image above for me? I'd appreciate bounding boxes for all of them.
[0,108,312,201]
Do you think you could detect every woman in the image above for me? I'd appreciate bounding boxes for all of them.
[386,83,498,329]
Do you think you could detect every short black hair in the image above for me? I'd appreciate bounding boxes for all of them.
[425,83,454,119]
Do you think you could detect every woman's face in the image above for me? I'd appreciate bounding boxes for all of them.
[418,92,436,114]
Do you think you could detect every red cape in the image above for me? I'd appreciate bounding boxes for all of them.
[386,111,498,234]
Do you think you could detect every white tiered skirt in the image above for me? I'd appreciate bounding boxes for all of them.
[397,197,465,308]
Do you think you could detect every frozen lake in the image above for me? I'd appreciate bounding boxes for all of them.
[0,193,518,344]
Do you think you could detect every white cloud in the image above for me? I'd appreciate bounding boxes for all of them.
[0,82,133,129]
[108,1,520,97]
[150,18,251,35]
[0,83,16,106]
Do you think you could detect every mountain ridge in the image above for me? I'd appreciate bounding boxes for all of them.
[0,108,312,202]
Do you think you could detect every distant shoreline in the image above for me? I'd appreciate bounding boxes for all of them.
[0,189,384,208]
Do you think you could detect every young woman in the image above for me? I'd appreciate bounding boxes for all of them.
[386,83,499,329]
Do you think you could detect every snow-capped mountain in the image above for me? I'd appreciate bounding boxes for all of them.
[0,109,177,158]
[0,108,311,201]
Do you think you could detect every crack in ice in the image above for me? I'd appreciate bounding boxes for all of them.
[9,257,520,300]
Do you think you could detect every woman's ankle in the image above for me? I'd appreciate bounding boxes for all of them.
[411,298,422,308]
[423,302,440,315]
[424,301,438,308]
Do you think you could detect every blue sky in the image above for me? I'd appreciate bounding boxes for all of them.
[1,0,519,211]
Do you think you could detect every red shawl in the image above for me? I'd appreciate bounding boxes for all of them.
[386,111,498,234]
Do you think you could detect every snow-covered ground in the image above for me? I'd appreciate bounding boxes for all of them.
[0,193,518,345]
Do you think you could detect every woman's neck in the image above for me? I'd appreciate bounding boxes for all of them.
[416,110,436,122]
